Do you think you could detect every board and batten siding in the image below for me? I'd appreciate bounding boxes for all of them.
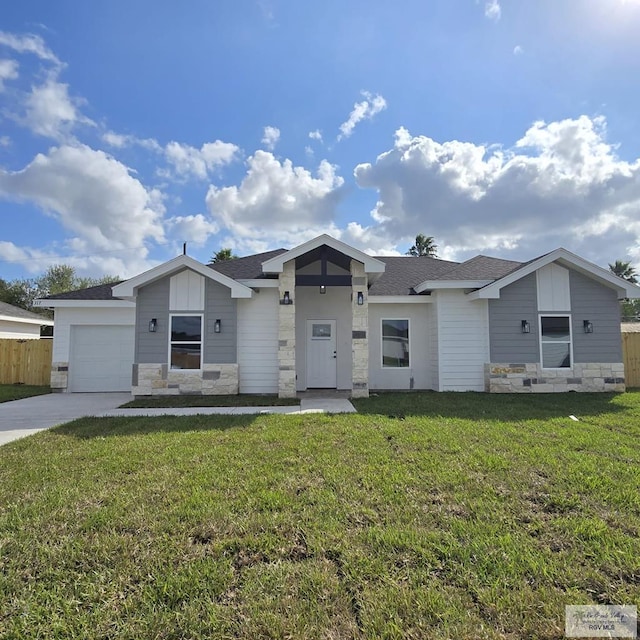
[570,270,622,362]
[53,306,136,364]
[237,288,279,393]
[435,290,489,391]
[204,279,237,364]
[488,273,539,363]
[368,303,431,390]
[135,278,170,364]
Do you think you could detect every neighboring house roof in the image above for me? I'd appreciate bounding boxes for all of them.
[0,301,54,325]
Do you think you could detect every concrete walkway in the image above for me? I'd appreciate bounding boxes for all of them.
[0,394,356,446]
[98,398,356,418]
[0,392,133,446]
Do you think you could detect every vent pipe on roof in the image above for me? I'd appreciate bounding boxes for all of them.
[183,242,187,256]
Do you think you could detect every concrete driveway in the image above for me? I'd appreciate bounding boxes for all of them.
[0,393,132,446]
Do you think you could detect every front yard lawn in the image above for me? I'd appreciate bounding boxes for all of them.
[0,383,50,403]
[1,391,639,639]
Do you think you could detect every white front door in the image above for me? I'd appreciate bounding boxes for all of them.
[306,320,337,388]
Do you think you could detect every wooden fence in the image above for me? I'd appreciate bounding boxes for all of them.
[0,339,52,386]
[623,332,640,388]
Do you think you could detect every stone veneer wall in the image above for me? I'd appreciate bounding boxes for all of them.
[51,362,69,392]
[278,261,296,398]
[351,260,369,398]
[485,363,625,393]
[132,363,239,395]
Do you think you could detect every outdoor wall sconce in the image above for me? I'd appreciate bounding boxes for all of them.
[149,318,157,333]
[214,318,221,334]
[319,285,326,294]
[583,320,594,333]
[281,291,293,305]
[521,320,530,334]
[357,291,364,306]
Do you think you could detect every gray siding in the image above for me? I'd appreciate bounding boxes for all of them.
[489,273,539,363]
[570,270,622,362]
[204,280,237,364]
[135,278,170,364]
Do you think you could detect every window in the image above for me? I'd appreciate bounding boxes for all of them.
[170,315,202,369]
[540,315,571,368]
[382,319,409,368]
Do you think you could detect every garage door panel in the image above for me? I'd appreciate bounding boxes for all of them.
[70,326,135,392]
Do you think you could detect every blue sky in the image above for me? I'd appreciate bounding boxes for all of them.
[1,0,640,280]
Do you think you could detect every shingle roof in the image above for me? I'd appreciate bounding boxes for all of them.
[42,282,123,300]
[0,301,52,321]
[208,249,286,280]
[368,256,460,295]
[431,255,523,281]
[37,248,530,300]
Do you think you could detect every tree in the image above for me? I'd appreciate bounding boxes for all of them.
[609,260,638,284]
[406,234,438,258]
[609,259,640,321]
[210,248,237,264]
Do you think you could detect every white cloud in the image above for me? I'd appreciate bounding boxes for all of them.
[354,116,640,266]
[513,45,523,55]
[0,144,165,274]
[0,136,10,147]
[205,150,344,246]
[485,0,501,21]
[309,129,323,142]
[102,130,162,152]
[165,139,239,180]
[165,214,218,248]
[261,126,280,150]
[0,59,18,91]
[24,76,93,139]
[0,31,61,65]
[338,91,387,141]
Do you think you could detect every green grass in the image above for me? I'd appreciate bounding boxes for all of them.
[122,394,299,408]
[1,391,639,639]
[0,383,50,403]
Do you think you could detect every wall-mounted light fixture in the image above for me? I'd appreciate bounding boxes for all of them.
[214,318,221,334]
[319,285,326,294]
[149,318,157,333]
[281,291,293,305]
[357,291,364,306]
[521,320,530,334]
[583,320,593,333]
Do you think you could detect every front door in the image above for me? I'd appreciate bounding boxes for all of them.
[306,320,337,388]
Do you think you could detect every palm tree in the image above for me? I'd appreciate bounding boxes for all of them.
[406,234,438,257]
[609,260,638,284]
[209,248,238,264]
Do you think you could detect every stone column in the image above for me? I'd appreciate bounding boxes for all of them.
[351,259,369,398]
[278,260,297,398]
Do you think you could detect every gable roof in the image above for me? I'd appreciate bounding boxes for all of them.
[468,248,640,300]
[261,234,386,276]
[112,254,253,300]
[368,256,460,295]
[0,301,54,325]
[42,281,123,301]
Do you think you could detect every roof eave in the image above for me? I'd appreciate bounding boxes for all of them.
[414,279,494,293]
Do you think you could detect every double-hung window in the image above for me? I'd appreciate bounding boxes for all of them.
[382,319,410,368]
[540,315,571,368]
[170,314,202,369]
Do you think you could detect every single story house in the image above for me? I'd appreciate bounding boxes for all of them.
[36,234,640,396]
[0,301,54,339]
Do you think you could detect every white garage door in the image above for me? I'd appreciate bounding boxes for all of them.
[69,325,135,392]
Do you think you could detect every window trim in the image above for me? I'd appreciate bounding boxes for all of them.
[381,318,410,369]
[168,313,203,371]
[538,313,573,370]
